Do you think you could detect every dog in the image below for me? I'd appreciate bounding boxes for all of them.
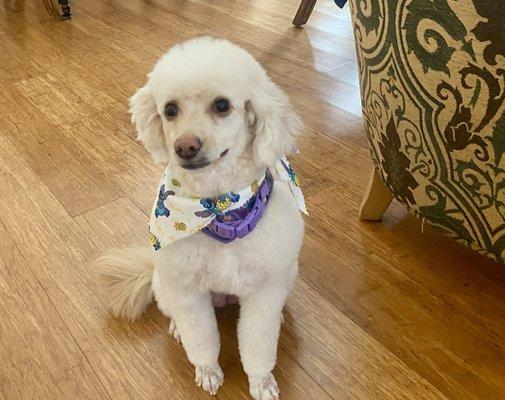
[95,37,305,400]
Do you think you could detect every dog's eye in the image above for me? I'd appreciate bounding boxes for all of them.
[213,99,230,114]
[165,102,178,119]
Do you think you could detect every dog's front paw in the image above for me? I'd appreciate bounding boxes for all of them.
[168,319,180,343]
[249,373,279,400]
[195,364,224,396]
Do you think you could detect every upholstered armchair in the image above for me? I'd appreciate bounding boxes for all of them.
[353,0,505,263]
[294,0,505,262]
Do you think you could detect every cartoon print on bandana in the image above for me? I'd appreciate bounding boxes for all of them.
[155,184,175,218]
[173,221,187,231]
[194,193,241,218]
[251,179,259,193]
[149,232,161,250]
[280,158,300,187]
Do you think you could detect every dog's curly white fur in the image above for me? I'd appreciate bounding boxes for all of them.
[95,37,304,400]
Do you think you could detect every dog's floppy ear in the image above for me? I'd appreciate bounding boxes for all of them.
[129,83,170,164]
[247,79,302,167]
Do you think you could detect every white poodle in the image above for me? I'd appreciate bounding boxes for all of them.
[95,37,305,400]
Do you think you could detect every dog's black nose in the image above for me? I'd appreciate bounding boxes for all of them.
[174,136,202,160]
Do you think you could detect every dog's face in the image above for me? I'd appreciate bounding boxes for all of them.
[154,87,251,171]
[130,37,301,172]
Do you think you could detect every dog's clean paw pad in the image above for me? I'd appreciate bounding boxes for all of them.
[249,373,279,400]
[168,319,181,343]
[195,364,224,396]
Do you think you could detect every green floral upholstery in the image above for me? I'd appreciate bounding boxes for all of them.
[349,0,505,262]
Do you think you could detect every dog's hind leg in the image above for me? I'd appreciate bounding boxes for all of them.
[168,318,181,343]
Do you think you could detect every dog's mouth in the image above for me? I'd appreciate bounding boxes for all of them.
[180,149,229,170]
[181,161,211,170]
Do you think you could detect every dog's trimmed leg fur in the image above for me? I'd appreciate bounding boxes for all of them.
[152,269,223,395]
[238,267,297,400]
[168,318,181,342]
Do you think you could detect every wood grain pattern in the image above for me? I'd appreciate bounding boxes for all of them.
[0,223,108,400]
[0,0,504,399]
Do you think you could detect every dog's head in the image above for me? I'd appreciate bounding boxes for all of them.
[129,37,301,173]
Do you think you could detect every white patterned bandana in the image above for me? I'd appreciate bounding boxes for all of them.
[148,156,307,250]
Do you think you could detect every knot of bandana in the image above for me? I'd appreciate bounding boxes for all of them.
[148,156,307,250]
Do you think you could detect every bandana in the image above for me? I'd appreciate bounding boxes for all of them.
[148,156,307,250]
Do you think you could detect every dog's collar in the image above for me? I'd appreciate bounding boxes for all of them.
[202,170,274,243]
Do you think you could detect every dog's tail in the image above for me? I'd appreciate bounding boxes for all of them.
[94,247,154,321]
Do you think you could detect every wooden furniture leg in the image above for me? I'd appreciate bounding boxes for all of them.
[292,0,317,26]
[359,167,394,221]
[58,0,71,18]
[41,0,59,16]
[41,0,71,18]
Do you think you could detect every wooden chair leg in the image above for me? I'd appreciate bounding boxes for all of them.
[58,0,71,18]
[292,0,318,26]
[359,166,394,221]
[41,0,59,17]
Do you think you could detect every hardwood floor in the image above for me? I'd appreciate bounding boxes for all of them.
[0,1,503,399]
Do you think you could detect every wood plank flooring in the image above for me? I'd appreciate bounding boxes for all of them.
[0,1,503,399]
